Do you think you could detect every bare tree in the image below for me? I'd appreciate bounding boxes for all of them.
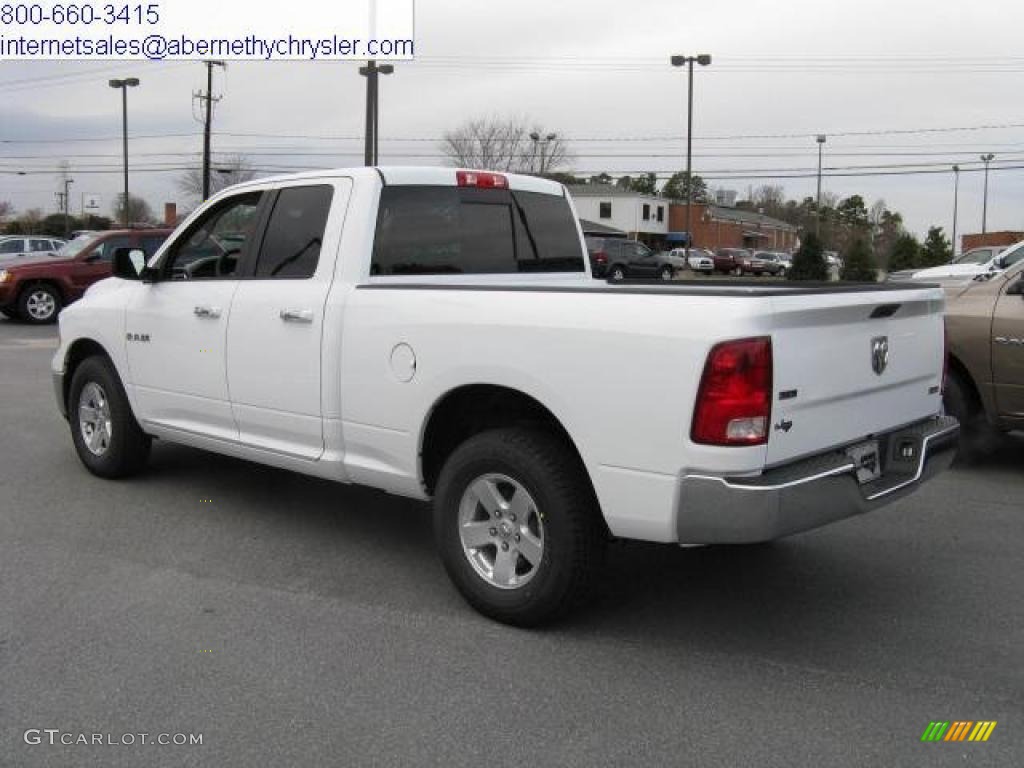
[749,184,786,217]
[0,200,13,223]
[112,194,154,226]
[177,154,258,204]
[439,116,571,174]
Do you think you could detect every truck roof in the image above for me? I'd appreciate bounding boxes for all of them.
[226,166,566,197]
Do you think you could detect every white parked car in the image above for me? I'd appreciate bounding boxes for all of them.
[0,235,66,264]
[666,247,714,274]
[889,243,1023,282]
[52,167,958,625]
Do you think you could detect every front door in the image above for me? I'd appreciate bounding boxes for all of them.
[124,191,265,441]
[992,271,1024,417]
[226,181,347,459]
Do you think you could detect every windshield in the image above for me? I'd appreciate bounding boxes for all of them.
[57,233,102,258]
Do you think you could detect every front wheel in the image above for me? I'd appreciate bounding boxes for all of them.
[68,356,152,478]
[18,284,62,324]
[433,428,606,626]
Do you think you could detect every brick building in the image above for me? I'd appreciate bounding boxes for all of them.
[668,203,798,252]
[960,230,1024,253]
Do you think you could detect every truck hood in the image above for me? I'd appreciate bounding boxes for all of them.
[912,263,993,279]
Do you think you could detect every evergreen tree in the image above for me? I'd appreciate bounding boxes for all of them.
[661,171,709,202]
[920,226,953,267]
[840,238,877,281]
[887,233,922,272]
[788,232,829,281]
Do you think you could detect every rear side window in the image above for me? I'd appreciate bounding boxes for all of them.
[255,185,334,279]
[371,186,584,275]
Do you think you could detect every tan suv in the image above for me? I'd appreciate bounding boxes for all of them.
[944,261,1024,454]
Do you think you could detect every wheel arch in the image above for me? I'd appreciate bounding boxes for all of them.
[419,383,594,501]
[61,338,115,416]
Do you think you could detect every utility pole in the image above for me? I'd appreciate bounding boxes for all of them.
[670,53,712,257]
[196,60,226,201]
[951,165,960,259]
[980,153,995,234]
[61,176,74,237]
[815,134,826,238]
[358,61,394,166]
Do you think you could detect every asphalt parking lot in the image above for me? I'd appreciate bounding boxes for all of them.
[1,318,1021,767]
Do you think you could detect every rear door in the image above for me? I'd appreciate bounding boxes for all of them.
[226,180,349,459]
[992,270,1024,416]
[765,287,946,465]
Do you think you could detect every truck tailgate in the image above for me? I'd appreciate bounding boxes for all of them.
[765,287,945,466]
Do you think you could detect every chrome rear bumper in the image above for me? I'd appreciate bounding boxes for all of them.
[676,415,958,544]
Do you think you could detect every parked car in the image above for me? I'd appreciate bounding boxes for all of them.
[52,166,956,625]
[889,243,1022,282]
[0,229,170,323]
[736,251,775,276]
[0,236,66,264]
[667,247,714,274]
[943,260,1024,456]
[754,251,790,276]
[713,248,752,275]
[585,237,677,280]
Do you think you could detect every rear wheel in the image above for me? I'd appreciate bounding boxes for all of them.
[732,266,743,276]
[610,265,626,280]
[659,265,674,281]
[68,356,151,478]
[18,284,61,324]
[433,428,606,626]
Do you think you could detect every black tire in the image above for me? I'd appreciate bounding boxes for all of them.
[17,283,62,324]
[943,369,993,462]
[659,265,674,281]
[610,265,626,281]
[433,427,606,627]
[68,355,151,478]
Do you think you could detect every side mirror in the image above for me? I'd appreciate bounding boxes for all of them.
[112,247,150,281]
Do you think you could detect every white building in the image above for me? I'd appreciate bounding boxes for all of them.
[567,185,670,246]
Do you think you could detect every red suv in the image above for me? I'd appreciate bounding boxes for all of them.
[0,229,171,323]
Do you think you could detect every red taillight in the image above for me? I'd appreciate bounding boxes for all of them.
[691,337,773,446]
[456,170,508,189]
[594,252,608,263]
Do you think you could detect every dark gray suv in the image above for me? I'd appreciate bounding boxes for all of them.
[585,237,677,280]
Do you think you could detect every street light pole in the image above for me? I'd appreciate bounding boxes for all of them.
[359,61,394,166]
[815,134,826,238]
[108,77,140,227]
[980,153,994,234]
[670,53,711,258]
[529,132,557,175]
[951,164,960,259]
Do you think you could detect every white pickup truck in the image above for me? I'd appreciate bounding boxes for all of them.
[52,167,958,625]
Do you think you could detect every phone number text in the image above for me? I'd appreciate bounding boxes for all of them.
[1,4,160,26]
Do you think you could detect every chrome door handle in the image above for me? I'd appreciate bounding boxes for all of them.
[193,305,222,318]
[279,309,314,323]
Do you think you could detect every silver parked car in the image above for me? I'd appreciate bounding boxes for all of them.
[0,236,67,264]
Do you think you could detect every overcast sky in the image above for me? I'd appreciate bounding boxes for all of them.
[1,0,1022,242]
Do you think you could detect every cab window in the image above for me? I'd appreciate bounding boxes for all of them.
[162,192,263,280]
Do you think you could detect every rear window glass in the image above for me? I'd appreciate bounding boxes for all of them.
[371,186,584,276]
[255,185,334,278]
